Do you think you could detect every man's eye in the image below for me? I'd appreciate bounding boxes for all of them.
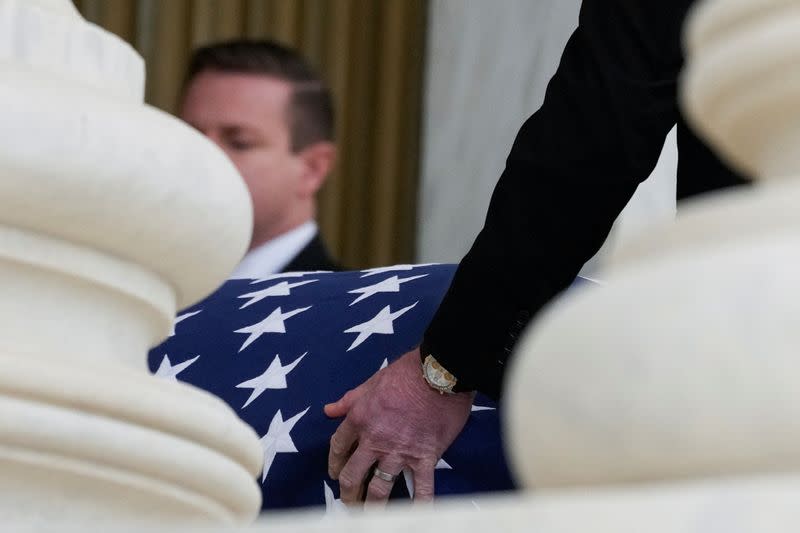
[229,139,254,151]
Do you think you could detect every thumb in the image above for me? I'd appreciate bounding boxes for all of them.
[324,387,359,418]
[324,375,375,418]
[325,361,387,417]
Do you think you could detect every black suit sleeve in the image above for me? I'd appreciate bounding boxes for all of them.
[421,0,697,399]
[675,115,750,200]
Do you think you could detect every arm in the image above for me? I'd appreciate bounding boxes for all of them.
[327,0,699,506]
[423,0,696,399]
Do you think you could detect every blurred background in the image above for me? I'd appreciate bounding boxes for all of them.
[73,0,677,272]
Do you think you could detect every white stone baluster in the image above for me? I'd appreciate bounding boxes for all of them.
[0,0,262,526]
[506,0,800,492]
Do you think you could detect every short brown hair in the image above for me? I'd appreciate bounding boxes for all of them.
[185,39,334,152]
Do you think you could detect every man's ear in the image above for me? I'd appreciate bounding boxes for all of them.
[297,141,337,197]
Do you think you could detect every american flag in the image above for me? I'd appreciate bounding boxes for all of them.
[149,263,516,512]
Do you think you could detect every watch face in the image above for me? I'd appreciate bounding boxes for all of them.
[424,356,456,389]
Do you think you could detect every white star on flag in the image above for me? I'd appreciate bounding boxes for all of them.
[471,404,496,412]
[359,264,438,278]
[154,354,200,381]
[235,306,312,352]
[344,302,418,351]
[348,274,428,306]
[238,279,318,309]
[323,481,347,516]
[260,407,309,483]
[170,309,202,336]
[379,358,388,370]
[236,353,307,408]
[250,271,331,285]
[403,458,452,498]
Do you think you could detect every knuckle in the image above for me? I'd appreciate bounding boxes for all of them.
[329,435,346,456]
[414,487,434,500]
[348,414,369,432]
[415,456,438,472]
[348,402,369,421]
[368,482,391,500]
[338,473,358,492]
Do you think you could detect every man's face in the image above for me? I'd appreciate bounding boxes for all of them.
[180,70,305,246]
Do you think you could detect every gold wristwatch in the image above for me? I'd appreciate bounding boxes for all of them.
[421,354,458,394]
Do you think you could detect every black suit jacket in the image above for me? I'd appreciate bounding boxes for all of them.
[281,233,341,273]
[422,0,749,399]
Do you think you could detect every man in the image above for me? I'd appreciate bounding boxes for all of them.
[324,0,749,505]
[180,40,340,276]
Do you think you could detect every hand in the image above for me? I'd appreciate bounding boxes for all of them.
[324,347,474,506]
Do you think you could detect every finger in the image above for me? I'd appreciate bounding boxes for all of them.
[328,418,358,479]
[365,458,405,507]
[337,447,377,505]
[410,461,435,504]
[324,376,374,418]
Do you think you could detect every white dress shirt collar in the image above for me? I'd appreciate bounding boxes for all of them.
[230,221,318,279]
